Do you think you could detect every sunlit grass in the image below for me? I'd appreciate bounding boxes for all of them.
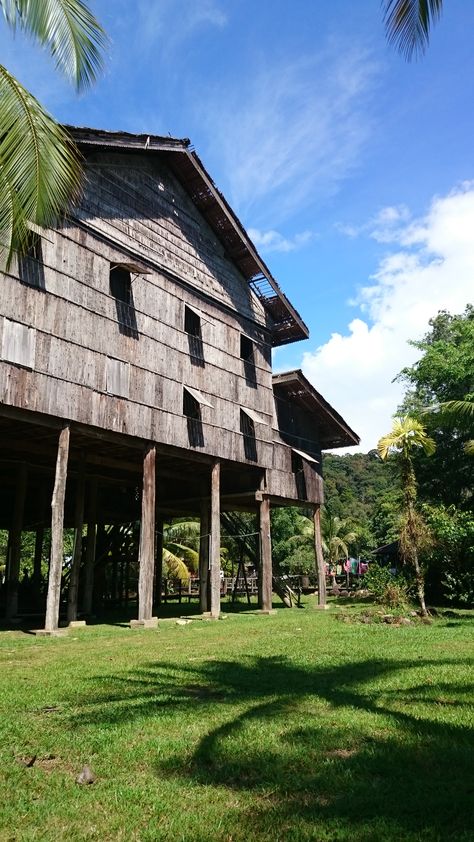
[0,598,472,841]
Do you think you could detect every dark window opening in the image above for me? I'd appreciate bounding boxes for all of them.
[291,451,307,500]
[240,409,258,461]
[110,266,138,339]
[240,335,257,388]
[185,306,204,366]
[183,388,204,447]
[18,232,45,290]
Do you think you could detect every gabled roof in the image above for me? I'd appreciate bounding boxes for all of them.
[272,369,360,449]
[66,126,309,347]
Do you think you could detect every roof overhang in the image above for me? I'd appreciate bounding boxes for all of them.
[66,126,309,347]
[272,369,360,449]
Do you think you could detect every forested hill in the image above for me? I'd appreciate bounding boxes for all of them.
[322,452,399,551]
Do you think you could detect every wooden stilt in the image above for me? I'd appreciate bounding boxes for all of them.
[6,463,28,620]
[258,497,273,612]
[154,516,164,609]
[44,425,70,632]
[199,499,210,613]
[82,480,97,616]
[209,461,221,619]
[313,504,327,608]
[137,444,156,623]
[67,457,86,623]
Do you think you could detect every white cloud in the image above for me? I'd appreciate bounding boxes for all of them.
[135,0,227,55]
[336,204,411,243]
[303,184,474,452]
[248,227,316,254]
[203,44,379,224]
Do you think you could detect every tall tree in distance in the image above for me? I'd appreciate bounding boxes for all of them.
[383,0,444,60]
[0,0,107,268]
[378,416,436,615]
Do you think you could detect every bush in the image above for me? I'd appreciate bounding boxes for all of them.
[364,563,409,608]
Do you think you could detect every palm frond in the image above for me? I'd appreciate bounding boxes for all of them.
[162,548,191,582]
[378,416,436,460]
[464,439,474,457]
[166,542,199,573]
[1,0,107,90]
[0,65,82,266]
[383,0,444,60]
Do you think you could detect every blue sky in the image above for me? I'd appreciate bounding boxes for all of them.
[3,0,473,449]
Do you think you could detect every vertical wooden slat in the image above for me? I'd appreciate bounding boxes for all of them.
[199,498,210,613]
[209,461,220,619]
[137,444,156,621]
[313,504,327,608]
[82,479,98,616]
[45,424,70,632]
[258,497,273,612]
[6,463,28,620]
[154,516,164,609]
[67,457,86,623]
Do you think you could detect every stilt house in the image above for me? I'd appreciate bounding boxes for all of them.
[0,127,359,631]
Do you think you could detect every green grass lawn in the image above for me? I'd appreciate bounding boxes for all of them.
[0,597,473,841]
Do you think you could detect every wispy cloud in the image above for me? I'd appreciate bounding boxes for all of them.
[248,227,316,254]
[135,0,227,56]
[303,184,474,451]
[336,204,411,243]
[202,42,379,225]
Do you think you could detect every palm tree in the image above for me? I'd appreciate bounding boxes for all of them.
[426,397,474,456]
[321,511,357,566]
[0,0,107,268]
[383,0,444,60]
[162,519,200,581]
[378,416,436,615]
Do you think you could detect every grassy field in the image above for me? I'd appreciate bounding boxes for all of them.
[0,597,472,842]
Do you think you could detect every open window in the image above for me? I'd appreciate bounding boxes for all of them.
[240,334,257,388]
[183,387,205,447]
[18,231,45,290]
[110,265,138,339]
[291,450,307,500]
[185,305,204,366]
[240,409,258,461]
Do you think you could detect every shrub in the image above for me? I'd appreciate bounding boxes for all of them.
[364,563,409,608]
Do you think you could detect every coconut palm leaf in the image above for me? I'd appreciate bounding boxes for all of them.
[378,416,436,461]
[0,0,107,91]
[166,542,199,574]
[162,548,190,582]
[0,67,82,265]
[383,0,444,60]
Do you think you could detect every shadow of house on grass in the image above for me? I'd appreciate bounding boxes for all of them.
[69,655,474,840]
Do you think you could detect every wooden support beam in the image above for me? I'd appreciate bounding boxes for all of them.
[258,497,273,612]
[137,444,156,621]
[67,456,86,623]
[6,463,28,620]
[199,499,210,613]
[313,504,327,608]
[209,460,221,619]
[82,479,98,616]
[154,516,164,609]
[45,425,70,632]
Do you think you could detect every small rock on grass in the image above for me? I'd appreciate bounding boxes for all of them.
[76,765,96,785]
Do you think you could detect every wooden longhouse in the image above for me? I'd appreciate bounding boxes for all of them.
[0,127,359,631]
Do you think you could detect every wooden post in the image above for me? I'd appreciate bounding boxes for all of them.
[6,463,28,620]
[44,425,70,632]
[82,479,97,616]
[199,499,210,613]
[137,444,156,623]
[209,461,221,619]
[67,457,86,623]
[154,516,164,609]
[258,497,273,612]
[313,504,327,608]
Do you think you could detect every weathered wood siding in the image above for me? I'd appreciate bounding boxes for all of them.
[0,154,279,469]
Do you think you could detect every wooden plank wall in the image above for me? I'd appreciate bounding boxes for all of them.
[0,154,281,469]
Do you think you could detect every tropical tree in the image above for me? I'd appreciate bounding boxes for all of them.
[321,511,357,566]
[162,519,200,581]
[378,416,436,615]
[383,0,444,60]
[0,0,107,268]
[426,397,474,456]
